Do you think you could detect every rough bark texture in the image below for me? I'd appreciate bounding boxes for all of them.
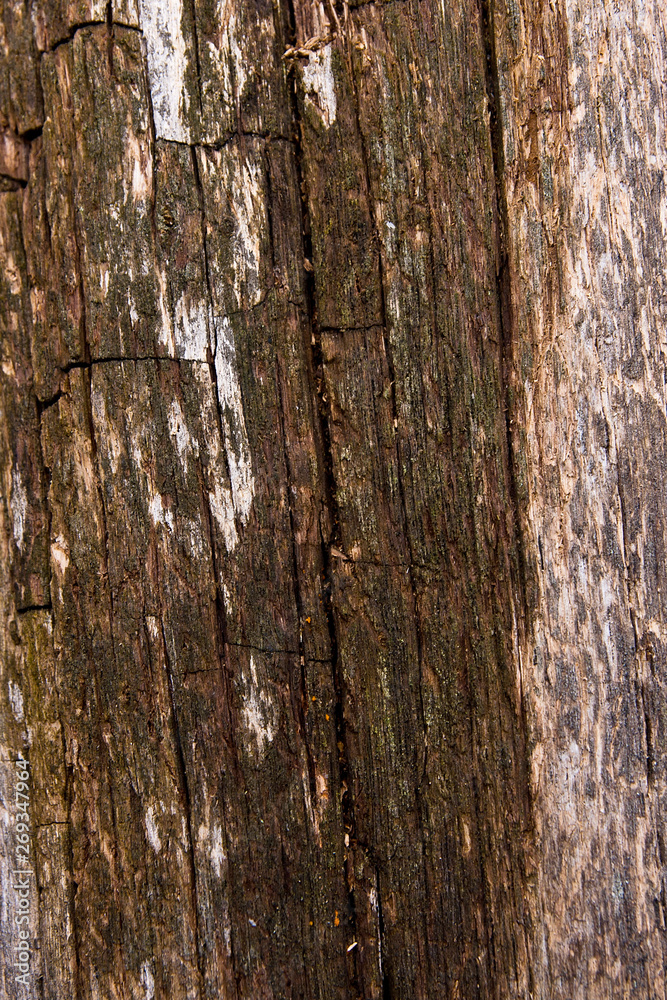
[0,1,665,998]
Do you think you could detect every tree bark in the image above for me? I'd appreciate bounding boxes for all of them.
[0,1,665,998]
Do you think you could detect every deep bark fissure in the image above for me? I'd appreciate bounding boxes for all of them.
[80,366,115,664]
[105,2,115,75]
[15,603,52,615]
[193,396,235,688]
[281,3,364,993]
[189,143,239,536]
[228,639,299,655]
[62,751,82,1000]
[641,681,655,789]
[36,389,65,413]
[150,132,293,154]
[374,867,392,1000]
[477,10,538,985]
[19,125,43,143]
[79,367,139,1000]
[274,360,319,808]
[0,175,27,190]
[479,0,530,629]
[161,621,206,1000]
[46,19,126,55]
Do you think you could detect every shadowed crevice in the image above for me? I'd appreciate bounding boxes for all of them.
[161,620,206,1000]
[281,1,364,994]
[479,0,530,627]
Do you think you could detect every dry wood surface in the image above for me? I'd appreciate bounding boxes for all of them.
[1,1,666,997]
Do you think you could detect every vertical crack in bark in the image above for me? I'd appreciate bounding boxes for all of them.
[279,2,363,994]
[190,144,238,527]
[479,3,537,993]
[263,140,320,822]
[189,142,245,764]
[80,367,135,1000]
[80,366,115,665]
[105,1,114,75]
[374,866,391,1000]
[62,739,82,1000]
[479,0,529,628]
[15,202,52,616]
[275,366,319,808]
[186,122,256,999]
[196,440,233,695]
[161,620,205,999]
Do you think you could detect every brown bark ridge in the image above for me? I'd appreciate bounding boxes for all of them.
[0,1,664,998]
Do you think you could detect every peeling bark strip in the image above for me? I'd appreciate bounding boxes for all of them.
[1,0,666,998]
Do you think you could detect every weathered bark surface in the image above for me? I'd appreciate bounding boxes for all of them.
[494,0,667,994]
[0,1,665,998]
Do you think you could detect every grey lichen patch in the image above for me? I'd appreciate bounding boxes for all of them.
[138,0,200,143]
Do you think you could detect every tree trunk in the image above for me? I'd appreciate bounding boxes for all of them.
[1,1,666,997]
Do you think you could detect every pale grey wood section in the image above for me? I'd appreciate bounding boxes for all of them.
[494,0,667,994]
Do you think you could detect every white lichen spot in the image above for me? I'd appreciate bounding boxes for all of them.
[100,265,110,298]
[126,132,152,203]
[51,535,70,576]
[222,583,233,615]
[229,16,247,106]
[227,161,264,307]
[205,39,233,110]
[128,291,139,327]
[184,518,204,557]
[148,494,175,533]
[210,823,225,877]
[188,361,247,552]
[145,805,162,853]
[199,11,246,136]
[132,441,144,472]
[461,817,472,856]
[140,962,155,1000]
[209,479,239,552]
[145,615,159,639]
[316,773,328,802]
[8,680,24,722]
[215,317,255,526]
[242,655,275,753]
[167,399,196,462]
[139,0,191,143]
[98,399,123,474]
[10,468,26,550]
[302,44,337,128]
[157,270,175,355]
[173,293,209,360]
